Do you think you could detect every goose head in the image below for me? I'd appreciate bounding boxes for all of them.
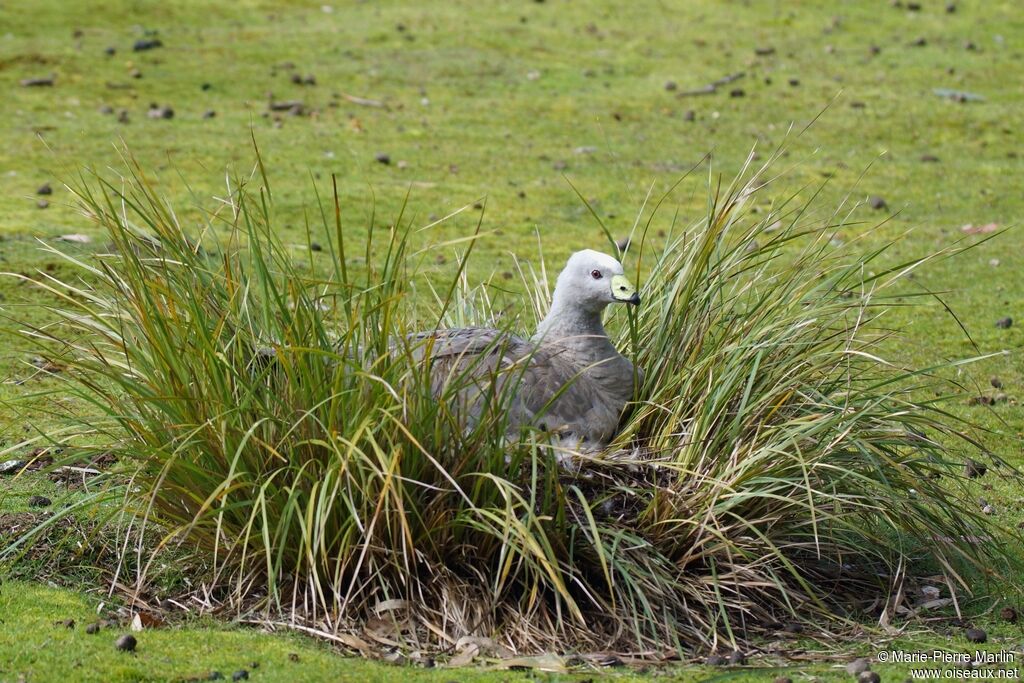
[551,249,640,314]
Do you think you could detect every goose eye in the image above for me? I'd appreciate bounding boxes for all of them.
[590,269,603,280]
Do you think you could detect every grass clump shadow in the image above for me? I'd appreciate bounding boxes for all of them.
[0,145,1015,659]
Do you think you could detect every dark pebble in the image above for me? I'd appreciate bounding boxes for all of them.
[310,242,322,252]
[99,105,114,114]
[115,634,137,652]
[946,2,956,12]
[130,68,142,79]
[20,76,55,87]
[964,459,987,478]
[966,627,987,643]
[104,46,116,56]
[28,495,51,507]
[995,317,1013,329]
[683,109,695,121]
[268,99,303,112]
[859,673,881,683]
[86,622,101,634]
[208,673,223,681]
[729,88,745,97]
[232,671,249,682]
[910,37,927,47]
[37,182,53,195]
[1001,606,1018,623]
[375,152,391,165]
[37,200,50,209]
[56,618,75,629]
[991,377,1003,389]
[868,196,887,210]
[664,80,677,91]
[907,1,921,9]
[755,46,776,56]
[147,105,174,119]
[202,110,216,119]
[133,38,163,51]
[788,78,800,87]
[201,82,212,91]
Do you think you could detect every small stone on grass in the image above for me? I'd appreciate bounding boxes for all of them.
[133,38,163,51]
[964,458,987,478]
[147,105,174,119]
[965,627,987,643]
[847,658,871,675]
[115,634,137,652]
[1,460,25,475]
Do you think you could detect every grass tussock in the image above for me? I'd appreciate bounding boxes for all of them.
[1,147,1012,656]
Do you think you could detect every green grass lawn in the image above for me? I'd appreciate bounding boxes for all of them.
[1,0,1023,680]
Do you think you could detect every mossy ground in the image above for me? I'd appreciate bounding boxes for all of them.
[1,0,1022,680]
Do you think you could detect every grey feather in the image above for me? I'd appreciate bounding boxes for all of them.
[410,250,641,448]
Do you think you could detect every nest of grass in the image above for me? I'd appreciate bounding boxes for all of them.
[1,146,1014,661]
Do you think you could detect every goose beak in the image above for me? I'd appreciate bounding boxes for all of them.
[611,275,640,306]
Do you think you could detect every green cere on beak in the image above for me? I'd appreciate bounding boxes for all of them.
[611,274,640,305]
